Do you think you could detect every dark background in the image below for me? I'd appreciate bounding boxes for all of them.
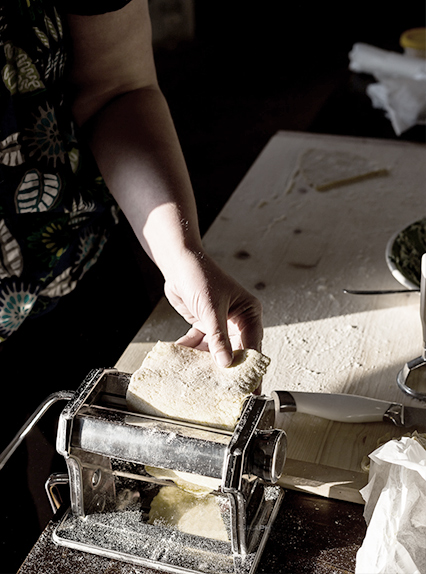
[159,1,425,233]
[1,1,425,572]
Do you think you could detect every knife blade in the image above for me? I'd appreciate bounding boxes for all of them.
[271,390,426,430]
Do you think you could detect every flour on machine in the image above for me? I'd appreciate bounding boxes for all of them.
[49,367,287,574]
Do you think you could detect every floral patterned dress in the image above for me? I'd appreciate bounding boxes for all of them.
[0,0,131,341]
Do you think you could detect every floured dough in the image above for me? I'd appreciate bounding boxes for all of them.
[292,148,389,192]
[126,342,270,430]
[148,486,229,542]
[145,466,221,496]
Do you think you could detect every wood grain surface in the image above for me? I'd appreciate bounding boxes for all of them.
[116,131,426,503]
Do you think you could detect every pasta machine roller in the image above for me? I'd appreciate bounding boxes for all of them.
[48,368,287,574]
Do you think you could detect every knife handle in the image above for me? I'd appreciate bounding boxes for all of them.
[272,390,394,424]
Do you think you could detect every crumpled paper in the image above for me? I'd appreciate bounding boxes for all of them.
[355,435,426,574]
[349,42,426,135]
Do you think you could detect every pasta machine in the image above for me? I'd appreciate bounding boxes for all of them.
[44,368,287,574]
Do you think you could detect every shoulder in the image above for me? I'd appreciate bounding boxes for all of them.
[61,0,133,16]
[66,0,157,126]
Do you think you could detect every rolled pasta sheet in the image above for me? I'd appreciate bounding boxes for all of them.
[148,486,229,542]
[126,342,270,430]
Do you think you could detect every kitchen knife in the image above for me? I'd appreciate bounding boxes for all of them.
[272,390,426,430]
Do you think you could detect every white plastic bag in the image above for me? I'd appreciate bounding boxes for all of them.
[349,43,426,135]
[355,436,426,574]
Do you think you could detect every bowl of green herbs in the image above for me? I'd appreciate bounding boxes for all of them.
[386,218,426,290]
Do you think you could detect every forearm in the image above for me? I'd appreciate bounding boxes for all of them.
[84,85,203,279]
[66,1,263,359]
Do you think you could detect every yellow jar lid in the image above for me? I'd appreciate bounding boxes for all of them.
[400,27,426,50]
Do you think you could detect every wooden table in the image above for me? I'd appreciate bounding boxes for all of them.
[116,130,426,504]
[18,131,426,573]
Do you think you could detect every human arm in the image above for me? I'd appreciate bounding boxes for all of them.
[66,0,263,366]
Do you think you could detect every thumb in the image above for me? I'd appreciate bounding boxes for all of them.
[196,312,233,368]
[213,344,233,368]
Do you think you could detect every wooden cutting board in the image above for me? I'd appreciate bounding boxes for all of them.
[116,131,426,504]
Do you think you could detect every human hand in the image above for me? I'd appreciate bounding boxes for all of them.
[163,250,263,368]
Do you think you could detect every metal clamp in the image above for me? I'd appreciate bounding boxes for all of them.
[45,472,69,512]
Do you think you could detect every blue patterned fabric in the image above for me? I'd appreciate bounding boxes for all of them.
[0,0,132,340]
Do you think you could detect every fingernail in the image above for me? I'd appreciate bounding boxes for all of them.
[215,350,233,368]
